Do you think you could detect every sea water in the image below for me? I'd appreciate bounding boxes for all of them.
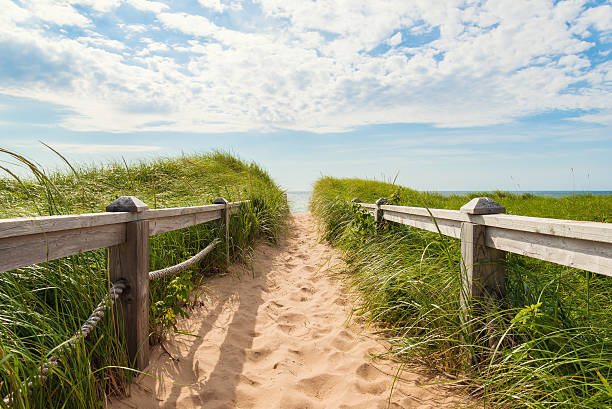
[437,191,612,197]
[287,191,312,213]
[286,190,612,214]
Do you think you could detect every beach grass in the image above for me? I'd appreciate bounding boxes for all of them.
[0,150,289,409]
[310,177,612,408]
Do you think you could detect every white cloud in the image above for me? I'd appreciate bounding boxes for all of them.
[78,33,126,50]
[575,4,612,34]
[387,32,402,46]
[47,143,162,153]
[199,0,225,12]
[570,109,612,125]
[158,12,218,38]
[1,1,30,25]
[69,0,121,13]
[26,0,91,27]
[0,0,610,133]
[125,0,168,13]
[198,0,242,12]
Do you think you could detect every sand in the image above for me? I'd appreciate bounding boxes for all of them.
[109,214,469,409]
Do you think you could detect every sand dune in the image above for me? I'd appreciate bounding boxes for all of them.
[109,214,469,409]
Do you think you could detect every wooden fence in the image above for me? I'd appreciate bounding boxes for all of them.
[354,197,612,317]
[0,196,245,371]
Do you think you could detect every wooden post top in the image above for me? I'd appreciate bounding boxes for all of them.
[106,196,149,212]
[375,198,388,206]
[460,197,505,215]
[213,197,229,204]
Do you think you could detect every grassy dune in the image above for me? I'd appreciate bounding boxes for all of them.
[0,150,289,409]
[311,177,612,408]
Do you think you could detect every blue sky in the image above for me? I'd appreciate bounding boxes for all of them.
[1,0,611,191]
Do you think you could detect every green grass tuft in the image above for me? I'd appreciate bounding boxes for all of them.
[0,149,289,409]
[311,176,612,408]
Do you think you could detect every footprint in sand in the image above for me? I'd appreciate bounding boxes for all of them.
[310,324,333,339]
[263,300,286,318]
[296,373,342,399]
[278,312,308,326]
[353,378,388,395]
[245,346,274,363]
[329,330,356,352]
[109,214,470,409]
[334,296,348,306]
[299,285,315,294]
[288,290,310,302]
[277,393,318,409]
[298,265,316,273]
[355,362,381,381]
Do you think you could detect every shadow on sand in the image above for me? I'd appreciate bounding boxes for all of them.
[137,239,286,409]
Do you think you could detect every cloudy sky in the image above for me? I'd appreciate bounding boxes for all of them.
[1,0,611,191]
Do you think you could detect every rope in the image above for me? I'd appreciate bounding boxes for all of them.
[4,239,219,404]
[2,280,127,406]
[148,239,220,281]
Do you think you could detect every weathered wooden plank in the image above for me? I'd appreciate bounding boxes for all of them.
[0,201,247,241]
[228,201,244,215]
[475,213,612,244]
[0,224,126,272]
[358,203,378,210]
[141,204,225,220]
[0,212,134,239]
[485,227,612,277]
[383,210,462,239]
[0,201,244,272]
[378,203,612,245]
[381,204,467,222]
[148,210,222,236]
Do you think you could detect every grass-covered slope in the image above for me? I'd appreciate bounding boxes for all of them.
[0,150,289,409]
[311,177,612,409]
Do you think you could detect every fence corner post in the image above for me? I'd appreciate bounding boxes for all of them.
[375,198,388,227]
[214,197,230,264]
[459,197,506,320]
[106,196,150,371]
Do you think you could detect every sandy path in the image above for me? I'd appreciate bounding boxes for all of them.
[109,214,468,409]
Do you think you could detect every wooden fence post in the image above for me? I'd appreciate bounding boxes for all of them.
[106,196,150,370]
[459,197,506,320]
[214,197,230,264]
[375,198,388,231]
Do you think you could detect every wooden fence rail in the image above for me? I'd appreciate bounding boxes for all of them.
[354,196,612,319]
[0,196,247,371]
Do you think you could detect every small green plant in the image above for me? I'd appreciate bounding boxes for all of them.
[388,187,402,205]
[511,302,543,331]
[350,202,375,240]
[152,272,194,333]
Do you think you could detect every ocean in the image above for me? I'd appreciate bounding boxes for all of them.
[287,191,312,213]
[438,191,612,197]
[286,191,612,214]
